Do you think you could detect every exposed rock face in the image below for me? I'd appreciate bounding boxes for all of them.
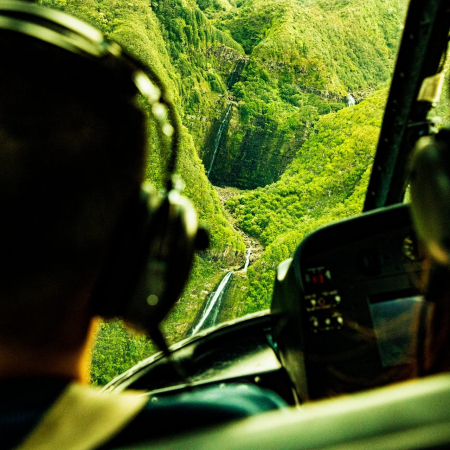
[206,44,243,64]
[208,244,245,267]
[296,84,347,103]
[205,107,310,189]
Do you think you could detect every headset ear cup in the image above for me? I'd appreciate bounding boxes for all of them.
[90,187,160,319]
[121,188,200,334]
[410,129,450,265]
[91,185,204,333]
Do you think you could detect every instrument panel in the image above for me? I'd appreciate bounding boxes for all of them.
[271,204,427,401]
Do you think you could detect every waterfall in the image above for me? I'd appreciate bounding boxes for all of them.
[191,272,233,335]
[347,93,356,106]
[227,58,246,89]
[207,103,232,177]
[205,58,246,180]
[243,246,252,271]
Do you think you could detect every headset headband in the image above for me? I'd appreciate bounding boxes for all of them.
[0,0,180,186]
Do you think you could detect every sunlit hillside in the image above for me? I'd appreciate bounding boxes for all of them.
[226,91,388,312]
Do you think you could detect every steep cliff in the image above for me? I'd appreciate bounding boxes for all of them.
[226,91,388,312]
[199,0,406,188]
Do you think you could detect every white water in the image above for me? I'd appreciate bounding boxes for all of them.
[191,271,233,334]
[207,104,232,177]
[347,93,355,106]
[243,246,252,271]
[227,59,245,88]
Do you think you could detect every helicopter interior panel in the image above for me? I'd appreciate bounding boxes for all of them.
[108,204,427,406]
[271,203,427,401]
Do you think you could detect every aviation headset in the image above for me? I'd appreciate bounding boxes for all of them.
[0,0,208,346]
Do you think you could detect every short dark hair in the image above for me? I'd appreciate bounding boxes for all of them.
[0,31,147,348]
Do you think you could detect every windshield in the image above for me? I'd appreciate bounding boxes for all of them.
[38,0,414,385]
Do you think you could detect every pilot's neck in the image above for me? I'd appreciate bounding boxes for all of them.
[0,318,98,384]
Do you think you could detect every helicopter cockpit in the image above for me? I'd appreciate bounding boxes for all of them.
[1,0,450,448]
[104,0,450,446]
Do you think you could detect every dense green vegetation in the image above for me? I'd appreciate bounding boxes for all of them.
[226,91,387,312]
[36,0,408,385]
[201,0,406,189]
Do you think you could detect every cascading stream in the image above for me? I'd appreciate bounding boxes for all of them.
[190,241,254,335]
[192,59,252,335]
[207,103,232,177]
[206,58,246,180]
[347,93,356,106]
[191,271,233,335]
[227,58,246,89]
[243,246,252,271]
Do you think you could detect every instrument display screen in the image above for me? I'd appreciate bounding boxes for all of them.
[369,295,426,368]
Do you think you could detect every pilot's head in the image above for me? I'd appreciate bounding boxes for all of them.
[0,5,147,358]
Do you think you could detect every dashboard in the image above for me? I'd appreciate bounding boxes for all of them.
[271,204,427,401]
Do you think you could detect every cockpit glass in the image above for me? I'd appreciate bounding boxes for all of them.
[50,0,414,385]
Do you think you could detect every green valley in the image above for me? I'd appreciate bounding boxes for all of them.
[201,0,406,189]
[227,91,387,313]
[37,0,409,385]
